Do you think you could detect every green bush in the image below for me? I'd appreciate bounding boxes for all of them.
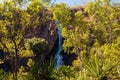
[25,37,49,56]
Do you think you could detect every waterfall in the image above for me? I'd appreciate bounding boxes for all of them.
[54,28,64,67]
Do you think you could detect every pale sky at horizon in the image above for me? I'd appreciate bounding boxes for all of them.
[51,0,120,6]
[0,0,120,6]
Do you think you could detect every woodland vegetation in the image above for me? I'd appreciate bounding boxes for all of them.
[0,0,120,80]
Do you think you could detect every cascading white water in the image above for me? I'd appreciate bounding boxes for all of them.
[54,28,64,67]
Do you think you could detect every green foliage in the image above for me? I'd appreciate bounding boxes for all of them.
[0,69,4,80]
[25,38,49,56]
[0,0,52,80]
[52,3,71,27]
[52,66,78,80]
[0,0,120,80]
[85,0,120,45]
[52,0,120,80]
[27,0,42,15]
[77,69,89,80]
[74,49,120,80]
[29,59,55,80]
[27,58,35,68]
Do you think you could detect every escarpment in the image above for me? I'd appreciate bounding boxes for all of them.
[26,20,58,60]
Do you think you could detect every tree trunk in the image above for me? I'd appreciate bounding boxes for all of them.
[12,39,18,80]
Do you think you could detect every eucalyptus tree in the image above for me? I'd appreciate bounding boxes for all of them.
[52,3,91,69]
[0,0,52,79]
[52,0,120,73]
[85,0,120,46]
[0,1,31,80]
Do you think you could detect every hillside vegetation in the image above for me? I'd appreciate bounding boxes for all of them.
[0,0,120,80]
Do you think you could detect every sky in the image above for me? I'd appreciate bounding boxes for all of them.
[51,0,120,6]
[51,0,93,6]
[0,0,120,6]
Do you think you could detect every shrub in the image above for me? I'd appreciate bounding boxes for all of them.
[25,37,49,56]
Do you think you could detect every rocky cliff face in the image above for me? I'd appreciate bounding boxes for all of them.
[25,20,58,60]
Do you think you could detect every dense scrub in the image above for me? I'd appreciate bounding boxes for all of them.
[0,0,120,80]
